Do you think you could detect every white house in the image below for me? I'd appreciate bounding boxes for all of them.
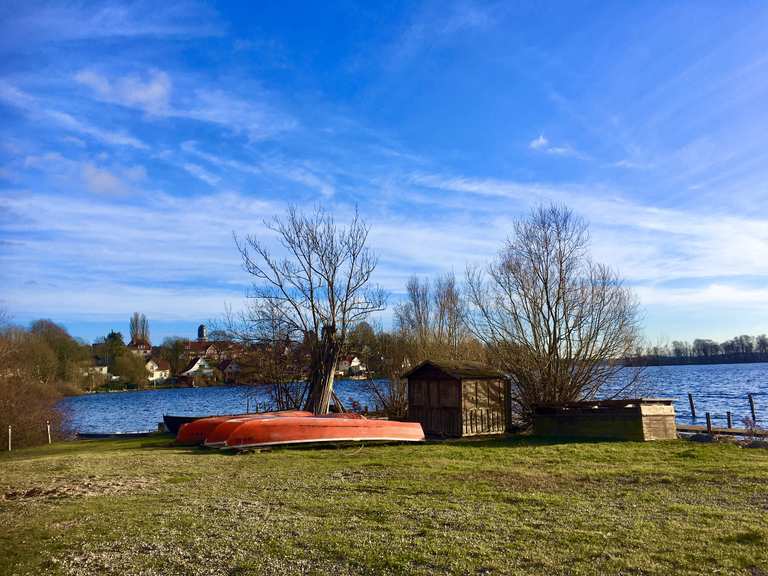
[180,356,213,377]
[336,356,366,376]
[145,358,170,384]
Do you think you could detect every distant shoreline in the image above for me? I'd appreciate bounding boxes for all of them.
[624,355,768,367]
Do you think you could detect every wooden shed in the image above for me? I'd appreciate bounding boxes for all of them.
[533,398,677,441]
[404,360,509,437]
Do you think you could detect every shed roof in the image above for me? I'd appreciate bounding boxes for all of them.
[402,359,506,380]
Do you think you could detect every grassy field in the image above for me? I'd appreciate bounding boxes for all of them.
[1,435,767,576]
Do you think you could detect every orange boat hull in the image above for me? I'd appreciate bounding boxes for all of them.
[176,410,313,446]
[225,416,425,449]
[203,416,265,447]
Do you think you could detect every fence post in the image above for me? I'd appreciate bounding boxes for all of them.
[47,420,52,444]
[688,393,697,418]
[705,412,712,434]
[727,411,733,429]
[7,425,10,452]
[748,394,756,421]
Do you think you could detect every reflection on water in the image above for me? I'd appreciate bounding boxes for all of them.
[61,364,768,433]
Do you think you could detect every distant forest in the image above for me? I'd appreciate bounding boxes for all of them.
[625,334,768,366]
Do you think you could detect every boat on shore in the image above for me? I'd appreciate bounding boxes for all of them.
[224,415,425,449]
[175,410,313,446]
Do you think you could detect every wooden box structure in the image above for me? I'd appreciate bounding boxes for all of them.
[404,360,509,437]
[533,399,677,441]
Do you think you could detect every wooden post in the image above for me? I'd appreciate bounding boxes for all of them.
[7,425,10,452]
[705,412,712,434]
[748,394,756,421]
[688,393,697,418]
[46,420,51,444]
[727,411,733,429]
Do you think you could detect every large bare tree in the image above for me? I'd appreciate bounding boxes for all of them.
[465,204,642,422]
[235,206,386,414]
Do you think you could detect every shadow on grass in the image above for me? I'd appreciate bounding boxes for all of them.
[144,433,643,458]
[430,434,634,448]
[719,530,765,545]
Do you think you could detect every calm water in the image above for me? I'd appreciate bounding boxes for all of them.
[61,364,768,433]
[61,379,379,434]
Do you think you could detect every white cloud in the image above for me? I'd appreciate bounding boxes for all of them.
[412,171,768,289]
[81,163,132,195]
[529,134,548,150]
[75,69,171,115]
[528,134,586,159]
[635,284,768,309]
[182,163,220,186]
[75,70,295,140]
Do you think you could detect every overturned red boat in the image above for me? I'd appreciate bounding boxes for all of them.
[176,410,312,446]
[224,415,425,449]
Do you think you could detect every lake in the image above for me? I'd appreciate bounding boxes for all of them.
[61,363,768,433]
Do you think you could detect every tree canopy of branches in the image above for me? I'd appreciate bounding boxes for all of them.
[395,273,484,364]
[159,337,190,376]
[234,206,386,414]
[466,204,641,422]
[129,312,150,345]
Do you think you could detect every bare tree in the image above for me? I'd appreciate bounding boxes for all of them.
[395,272,482,363]
[235,206,386,414]
[129,312,150,345]
[465,204,642,422]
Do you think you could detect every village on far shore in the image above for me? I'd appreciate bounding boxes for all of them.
[85,322,370,391]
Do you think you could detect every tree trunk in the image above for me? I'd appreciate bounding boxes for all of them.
[304,325,340,414]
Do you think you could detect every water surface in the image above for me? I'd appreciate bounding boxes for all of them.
[61,364,768,433]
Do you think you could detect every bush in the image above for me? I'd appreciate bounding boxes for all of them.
[0,327,66,449]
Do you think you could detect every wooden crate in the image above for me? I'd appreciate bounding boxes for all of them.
[533,399,676,441]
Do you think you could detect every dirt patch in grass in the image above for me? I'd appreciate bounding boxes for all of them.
[3,476,156,501]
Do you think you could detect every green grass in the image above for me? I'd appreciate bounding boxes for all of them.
[1,435,767,576]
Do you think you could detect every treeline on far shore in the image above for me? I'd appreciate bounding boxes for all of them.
[625,334,768,366]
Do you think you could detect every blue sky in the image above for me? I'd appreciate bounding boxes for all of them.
[2,1,768,344]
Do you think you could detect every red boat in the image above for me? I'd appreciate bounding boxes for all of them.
[202,416,265,448]
[176,410,312,446]
[224,415,425,449]
[203,412,367,447]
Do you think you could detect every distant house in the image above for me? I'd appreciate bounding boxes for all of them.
[145,358,170,384]
[178,356,214,386]
[336,355,367,377]
[82,365,110,389]
[183,340,219,359]
[219,359,241,383]
[87,365,109,377]
[180,356,213,377]
[128,338,152,357]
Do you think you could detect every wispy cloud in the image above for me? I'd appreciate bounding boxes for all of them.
[75,69,171,115]
[0,1,223,49]
[74,69,296,140]
[0,82,147,149]
[182,163,220,186]
[388,1,498,64]
[528,134,586,159]
[181,141,334,197]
